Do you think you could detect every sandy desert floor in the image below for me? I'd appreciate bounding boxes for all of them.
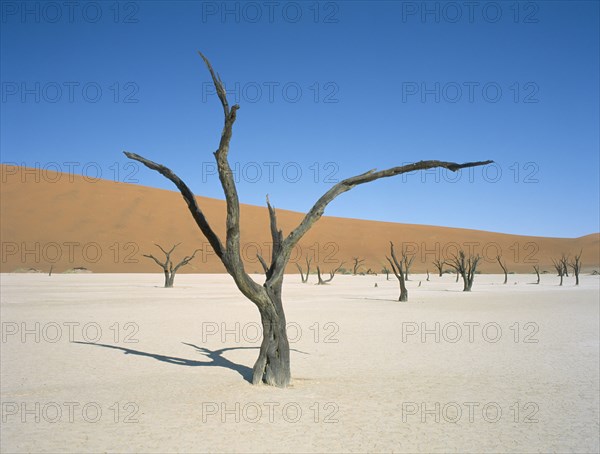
[1,272,598,453]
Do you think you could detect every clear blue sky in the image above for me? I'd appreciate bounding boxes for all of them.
[2,1,598,238]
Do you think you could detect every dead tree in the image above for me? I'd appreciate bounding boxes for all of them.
[403,254,415,281]
[533,265,540,284]
[295,257,312,283]
[382,266,390,280]
[123,51,492,387]
[316,262,344,285]
[386,242,408,302]
[552,255,568,286]
[497,255,508,284]
[143,243,200,288]
[569,250,582,286]
[447,250,481,292]
[432,259,445,277]
[426,269,430,281]
[352,257,365,275]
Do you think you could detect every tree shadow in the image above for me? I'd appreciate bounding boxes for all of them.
[72,341,256,383]
[73,341,310,384]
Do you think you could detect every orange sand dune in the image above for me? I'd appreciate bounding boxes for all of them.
[1,165,598,274]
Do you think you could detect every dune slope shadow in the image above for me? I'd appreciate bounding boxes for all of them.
[72,341,256,383]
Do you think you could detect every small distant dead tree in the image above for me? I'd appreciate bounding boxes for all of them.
[316,262,344,285]
[48,265,53,276]
[144,243,200,288]
[386,242,408,302]
[552,254,568,286]
[352,257,365,275]
[403,254,415,281]
[432,259,445,277]
[426,269,430,281]
[447,250,481,292]
[497,255,508,284]
[569,250,582,286]
[381,266,390,280]
[533,265,540,284]
[295,257,312,283]
[123,51,492,387]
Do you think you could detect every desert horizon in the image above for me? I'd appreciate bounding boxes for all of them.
[2,165,599,276]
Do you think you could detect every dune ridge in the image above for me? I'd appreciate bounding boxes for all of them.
[1,165,598,274]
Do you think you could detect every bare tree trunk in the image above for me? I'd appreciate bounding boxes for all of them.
[295,257,311,283]
[448,250,480,292]
[432,259,445,277]
[144,243,200,288]
[252,281,290,386]
[497,255,508,284]
[352,257,365,275]
[569,250,582,286]
[426,269,430,281]
[387,242,408,302]
[533,265,540,284]
[48,265,53,276]
[317,263,343,285]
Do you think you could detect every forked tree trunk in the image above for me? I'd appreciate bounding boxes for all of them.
[123,52,492,387]
[533,265,540,284]
[387,242,408,302]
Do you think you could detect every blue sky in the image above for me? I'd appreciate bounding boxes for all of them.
[1,0,598,238]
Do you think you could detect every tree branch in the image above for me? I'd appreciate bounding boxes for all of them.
[281,160,493,256]
[123,152,225,260]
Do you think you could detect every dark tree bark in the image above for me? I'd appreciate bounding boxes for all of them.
[426,269,430,281]
[143,243,200,288]
[403,254,415,281]
[49,265,53,277]
[552,255,568,286]
[569,250,582,286]
[432,259,445,277]
[295,257,312,283]
[447,250,481,291]
[382,266,390,280]
[387,242,408,302]
[497,255,508,284]
[123,51,492,387]
[316,262,344,285]
[533,265,540,284]
[352,257,365,275]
